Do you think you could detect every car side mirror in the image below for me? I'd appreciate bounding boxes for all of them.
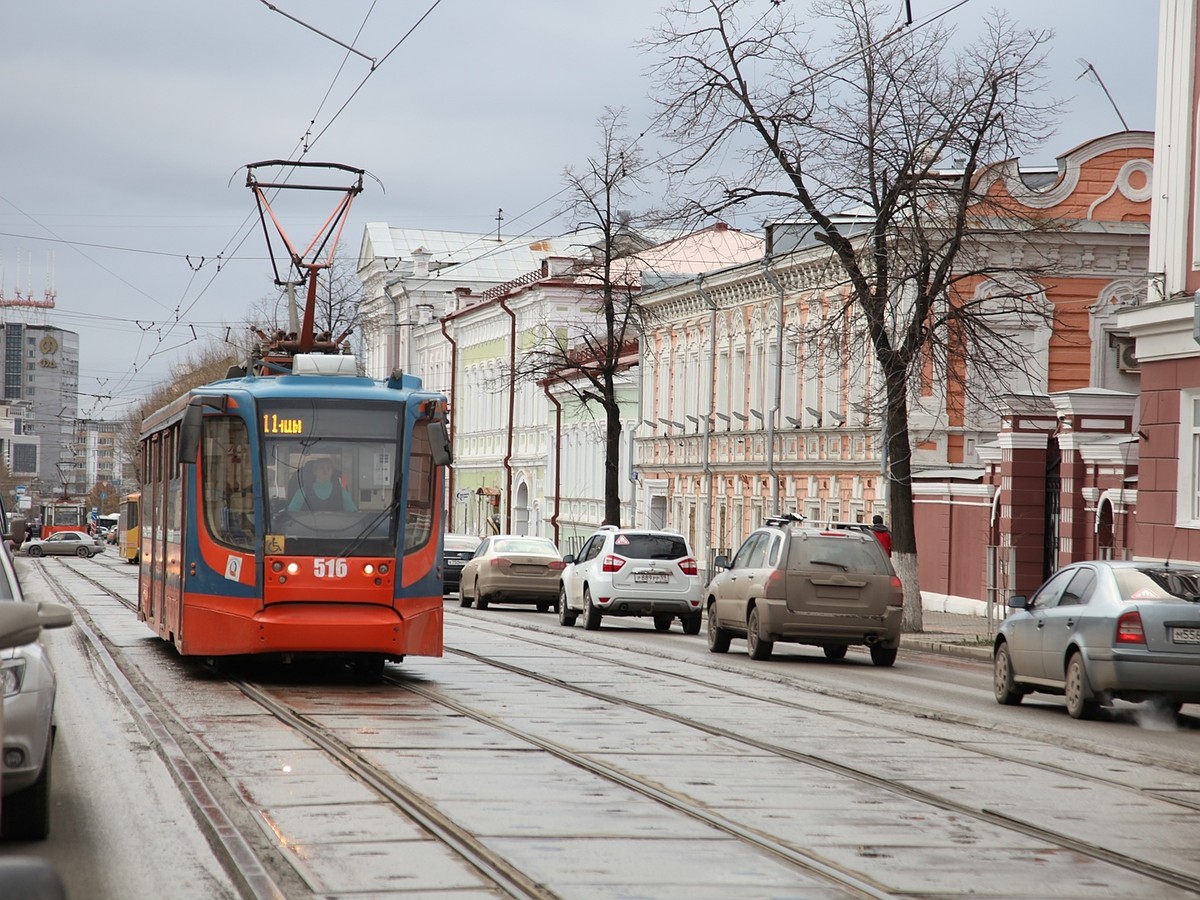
[562,554,575,565]
[1007,595,1028,611]
[0,604,41,651]
[713,555,730,570]
[37,601,73,630]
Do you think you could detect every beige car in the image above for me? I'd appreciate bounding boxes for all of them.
[706,515,903,665]
[459,535,565,612]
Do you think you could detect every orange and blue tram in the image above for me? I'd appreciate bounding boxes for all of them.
[137,354,452,674]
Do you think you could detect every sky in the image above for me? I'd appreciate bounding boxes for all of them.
[0,1,1161,423]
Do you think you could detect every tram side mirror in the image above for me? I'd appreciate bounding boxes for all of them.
[178,405,202,465]
[178,394,228,465]
[428,420,453,467]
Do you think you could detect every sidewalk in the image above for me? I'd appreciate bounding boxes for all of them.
[902,609,998,661]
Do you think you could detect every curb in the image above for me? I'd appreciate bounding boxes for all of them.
[903,638,993,662]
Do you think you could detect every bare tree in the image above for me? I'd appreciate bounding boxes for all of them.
[517,109,652,527]
[646,0,1060,630]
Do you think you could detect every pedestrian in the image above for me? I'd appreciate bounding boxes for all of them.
[871,514,892,557]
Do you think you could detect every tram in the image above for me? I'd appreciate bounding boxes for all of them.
[118,492,140,564]
[137,356,451,671]
[37,498,89,538]
[135,159,452,676]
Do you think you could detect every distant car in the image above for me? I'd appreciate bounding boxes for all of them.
[105,526,118,545]
[442,534,482,595]
[705,514,903,664]
[0,541,74,840]
[22,531,104,558]
[558,526,702,632]
[459,535,565,612]
[993,560,1200,719]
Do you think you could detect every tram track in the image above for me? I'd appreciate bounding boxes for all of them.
[423,637,1200,895]
[29,557,557,899]
[31,556,1200,898]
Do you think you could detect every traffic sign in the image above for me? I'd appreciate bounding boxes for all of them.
[455,489,472,504]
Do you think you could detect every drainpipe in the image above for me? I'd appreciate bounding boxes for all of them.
[696,274,717,575]
[440,315,458,530]
[761,258,786,511]
[498,296,517,533]
[542,379,562,545]
[383,277,405,376]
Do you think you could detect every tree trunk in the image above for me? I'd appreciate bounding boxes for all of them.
[605,401,623,528]
[884,363,923,633]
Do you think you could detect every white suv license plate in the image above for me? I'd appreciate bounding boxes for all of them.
[635,572,669,584]
[447,559,465,567]
[1171,627,1200,644]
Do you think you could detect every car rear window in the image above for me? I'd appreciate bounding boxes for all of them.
[444,535,481,551]
[787,533,891,575]
[493,538,558,557]
[1113,568,1200,602]
[613,534,689,560]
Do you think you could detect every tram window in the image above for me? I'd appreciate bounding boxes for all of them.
[405,419,435,553]
[202,417,253,551]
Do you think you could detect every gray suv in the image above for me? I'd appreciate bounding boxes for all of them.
[705,515,902,665]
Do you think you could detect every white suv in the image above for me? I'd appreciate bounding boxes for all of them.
[558,527,703,633]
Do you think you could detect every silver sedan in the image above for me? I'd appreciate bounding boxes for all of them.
[993,560,1200,719]
[22,530,105,558]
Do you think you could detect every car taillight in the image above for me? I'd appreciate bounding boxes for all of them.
[763,569,786,599]
[888,575,904,607]
[1115,610,1146,645]
[678,557,698,576]
[489,557,513,568]
[547,560,566,571]
[602,554,626,573]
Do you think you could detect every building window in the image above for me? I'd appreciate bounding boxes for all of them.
[1180,392,1200,526]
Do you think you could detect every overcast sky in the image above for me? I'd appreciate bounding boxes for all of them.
[1,1,1160,422]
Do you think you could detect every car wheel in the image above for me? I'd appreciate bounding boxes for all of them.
[475,581,489,611]
[681,612,702,636]
[869,644,898,667]
[1,744,51,841]
[706,604,731,653]
[78,546,92,557]
[823,644,848,660]
[583,588,602,631]
[993,642,1025,705]
[653,613,673,632]
[27,545,43,557]
[1064,652,1098,719]
[459,592,473,608]
[558,587,578,626]
[746,606,773,660]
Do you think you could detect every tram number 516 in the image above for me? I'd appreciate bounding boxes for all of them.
[314,558,348,579]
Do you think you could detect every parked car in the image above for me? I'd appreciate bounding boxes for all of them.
[458,535,565,611]
[0,541,73,840]
[22,531,104,558]
[993,560,1200,719]
[705,514,903,664]
[443,534,482,595]
[559,526,702,632]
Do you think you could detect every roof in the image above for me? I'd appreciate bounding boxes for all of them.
[363,224,608,286]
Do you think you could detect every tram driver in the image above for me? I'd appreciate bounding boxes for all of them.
[288,457,357,513]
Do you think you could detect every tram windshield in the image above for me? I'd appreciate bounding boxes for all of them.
[260,400,403,555]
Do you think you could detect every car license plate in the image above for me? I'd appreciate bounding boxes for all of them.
[635,572,669,584]
[1172,627,1200,644]
[447,559,464,567]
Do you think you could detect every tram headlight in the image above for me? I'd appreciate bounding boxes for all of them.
[362,563,375,576]
[271,561,283,573]
[286,562,299,575]
[379,563,389,575]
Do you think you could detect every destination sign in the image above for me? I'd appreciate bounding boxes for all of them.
[262,413,306,435]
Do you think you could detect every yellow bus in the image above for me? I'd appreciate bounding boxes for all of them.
[118,492,140,565]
